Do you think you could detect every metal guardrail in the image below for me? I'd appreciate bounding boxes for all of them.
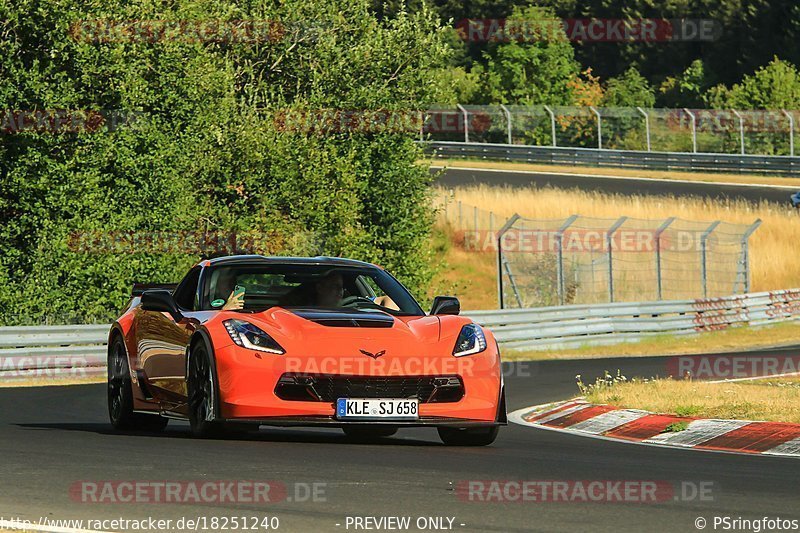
[1,288,799,380]
[424,141,800,177]
[468,288,800,351]
[0,324,108,381]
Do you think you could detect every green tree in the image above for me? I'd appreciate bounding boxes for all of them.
[0,0,452,324]
[658,60,713,108]
[478,6,580,105]
[705,57,800,109]
[602,67,655,108]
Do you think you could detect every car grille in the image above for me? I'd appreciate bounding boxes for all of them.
[275,374,464,404]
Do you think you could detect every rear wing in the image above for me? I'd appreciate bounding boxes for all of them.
[131,283,178,297]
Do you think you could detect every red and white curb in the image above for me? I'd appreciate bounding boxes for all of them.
[509,400,800,457]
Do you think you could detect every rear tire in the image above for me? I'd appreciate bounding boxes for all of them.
[438,426,499,446]
[107,335,168,432]
[342,426,398,441]
[187,341,226,438]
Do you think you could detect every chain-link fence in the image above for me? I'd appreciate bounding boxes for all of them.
[437,198,762,308]
[422,106,800,156]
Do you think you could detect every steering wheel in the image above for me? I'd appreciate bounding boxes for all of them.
[340,295,378,308]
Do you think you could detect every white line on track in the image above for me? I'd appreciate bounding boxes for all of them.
[431,165,800,191]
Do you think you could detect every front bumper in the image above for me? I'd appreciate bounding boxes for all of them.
[213,344,503,424]
[220,416,504,428]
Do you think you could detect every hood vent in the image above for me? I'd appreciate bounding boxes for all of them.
[290,309,395,328]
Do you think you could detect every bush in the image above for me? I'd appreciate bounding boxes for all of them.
[0,0,451,324]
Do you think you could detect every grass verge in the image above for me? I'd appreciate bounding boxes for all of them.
[430,158,800,189]
[0,376,105,388]
[502,320,800,361]
[581,373,800,423]
[435,184,800,299]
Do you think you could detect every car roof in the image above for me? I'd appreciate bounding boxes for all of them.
[203,255,380,269]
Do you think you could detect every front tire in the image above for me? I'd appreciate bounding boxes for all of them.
[187,341,226,438]
[438,426,499,446]
[107,335,168,432]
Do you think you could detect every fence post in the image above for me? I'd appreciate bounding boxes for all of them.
[590,106,602,149]
[457,104,469,143]
[684,108,697,153]
[732,109,745,154]
[473,205,478,234]
[457,201,462,228]
[496,214,521,309]
[700,220,721,298]
[607,217,628,303]
[740,219,762,294]
[489,211,494,232]
[556,215,579,306]
[637,106,651,152]
[543,105,557,147]
[654,217,675,300]
[783,109,795,156]
[500,104,512,145]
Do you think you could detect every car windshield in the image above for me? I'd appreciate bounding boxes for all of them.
[200,263,424,316]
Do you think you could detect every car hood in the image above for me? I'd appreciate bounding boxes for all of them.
[217,307,473,357]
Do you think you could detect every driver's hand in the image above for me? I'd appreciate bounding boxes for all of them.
[374,295,400,311]
[222,290,244,310]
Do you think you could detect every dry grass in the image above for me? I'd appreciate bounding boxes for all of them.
[426,225,499,310]
[503,321,800,360]
[435,184,800,294]
[0,376,104,388]
[430,158,800,188]
[583,374,800,423]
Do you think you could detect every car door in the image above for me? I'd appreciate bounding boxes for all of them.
[136,266,203,412]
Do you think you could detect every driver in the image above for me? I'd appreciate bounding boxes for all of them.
[314,271,399,310]
[216,269,244,311]
[314,272,344,307]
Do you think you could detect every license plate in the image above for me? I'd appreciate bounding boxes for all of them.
[336,398,419,420]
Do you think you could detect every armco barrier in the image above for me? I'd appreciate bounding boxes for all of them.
[0,324,108,381]
[423,141,800,176]
[468,288,800,350]
[1,288,799,380]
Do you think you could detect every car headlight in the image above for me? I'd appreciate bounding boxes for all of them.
[223,319,285,354]
[453,324,487,357]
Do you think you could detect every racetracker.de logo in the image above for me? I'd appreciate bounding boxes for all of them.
[454,18,720,43]
[458,229,707,253]
[69,481,327,504]
[456,480,714,503]
[667,355,800,379]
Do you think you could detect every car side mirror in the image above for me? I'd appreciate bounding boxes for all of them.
[141,290,183,321]
[430,296,460,316]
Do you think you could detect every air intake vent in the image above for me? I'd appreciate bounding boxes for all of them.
[290,309,395,328]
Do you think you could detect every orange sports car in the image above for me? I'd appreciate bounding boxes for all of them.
[107,255,505,445]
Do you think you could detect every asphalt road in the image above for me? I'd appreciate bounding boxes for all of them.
[2,349,800,532]
[434,166,797,204]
